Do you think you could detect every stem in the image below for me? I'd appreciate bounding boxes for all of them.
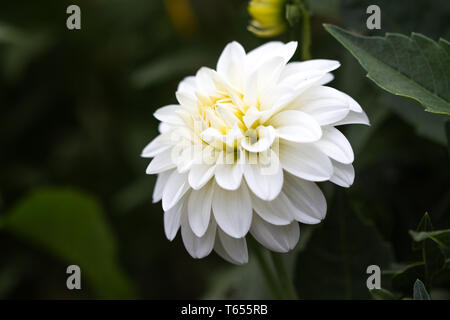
[253,244,283,299]
[270,251,299,300]
[299,3,311,60]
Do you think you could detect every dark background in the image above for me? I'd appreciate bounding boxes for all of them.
[0,0,449,299]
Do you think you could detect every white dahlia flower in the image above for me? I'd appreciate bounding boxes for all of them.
[142,41,369,264]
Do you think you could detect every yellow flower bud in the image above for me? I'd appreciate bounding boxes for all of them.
[248,0,287,38]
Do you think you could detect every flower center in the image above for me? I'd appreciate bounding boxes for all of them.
[197,91,250,135]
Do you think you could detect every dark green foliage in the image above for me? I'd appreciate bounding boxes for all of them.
[294,190,394,299]
[3,188,136,299]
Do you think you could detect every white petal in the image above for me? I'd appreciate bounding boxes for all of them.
[316,86,362,112]
[294,97,350,126]
[271,110,322,143]
[251,192,294,225]
[243,72,258,108]
[246,41,297,71]
[177,76,197,95]
[164,197,185,241]
[279,140,333,181]
[195,67,216,96]
[257,57,286,109]
[153,170,173,203]
[330,160,355,187]
[188,182,214,237]
[241,125,276,153]
[146,149,176,174]
[154,105,185,125]
[278,69,325,92]
[200,127,222,145]
[244,151,283,201]
[141,134,172,158]
[215,162,243,191]
[212,182,252,238]
[181,215,216,259]
[346,92,363,113]
[296,86,369,126]
[281,60,340,80]
[175,146,197,173]
[316,73,334,85]
[315,127,354,164]
[216,104,241,129]
[215,228,248,264]
[294,85,346,103]
[162,170,190,211]
[223,124,244,147]
[242,106,261,128]
[250,215,300,252]
[333,110,370,126]
[217,41,246,90]
[188,163,216,190]
[276,41,297,62]
[283,172,327,222]
[176,91,198,110]
[217,42,246,73]
[258,56,285,88]
[158,122,171,133]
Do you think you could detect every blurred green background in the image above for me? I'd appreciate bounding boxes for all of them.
[0,0,449,299]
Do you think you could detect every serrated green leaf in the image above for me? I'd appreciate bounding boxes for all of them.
[324,24,450,116]
[410,230,450,250]
[3,188,136,299]
[413,279,431,300]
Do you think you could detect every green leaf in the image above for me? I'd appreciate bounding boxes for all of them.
[392,262,425,295]
[410,230,450,250]
[416,212,434,232]
[324,24,450,116]
[412,212,433,252]
[3,188,136,299]
[294,190,394,299]
[412,213,446,286]
[413,279,431,300]
[370,288,399,300]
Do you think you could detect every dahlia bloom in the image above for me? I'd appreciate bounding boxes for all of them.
[142,41,369,264]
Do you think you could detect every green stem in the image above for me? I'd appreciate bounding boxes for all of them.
[299,4,311,60]
[253,244,283,299]
[270,251,299,300]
